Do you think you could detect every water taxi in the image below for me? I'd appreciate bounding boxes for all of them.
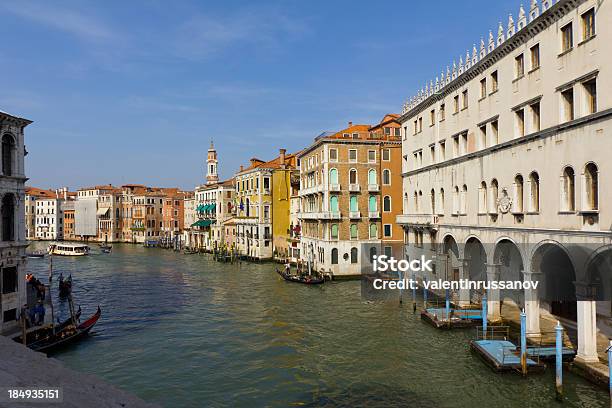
[48,242,90,256]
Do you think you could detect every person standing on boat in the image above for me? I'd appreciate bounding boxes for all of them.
[284,262,291,275]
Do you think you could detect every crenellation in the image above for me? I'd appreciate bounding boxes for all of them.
[530,0,540,21]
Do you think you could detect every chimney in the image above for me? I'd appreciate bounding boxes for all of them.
[240,165,244,172]
[348,121,353,128]
[279,148,286,168]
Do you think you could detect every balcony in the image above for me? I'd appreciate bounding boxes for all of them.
[368,211,380,219]
[349,184,361,192]
[299,212,321,220]
[320,211,341,220]
[368,184,380,192]
[329,184,341,192]
[349,211,361,219]
[396,214,439,229]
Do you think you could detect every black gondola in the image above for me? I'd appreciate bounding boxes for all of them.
[14,307,101,353]
[58,275,72,298]
[276,268,324,285]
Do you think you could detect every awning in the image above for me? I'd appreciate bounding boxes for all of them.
[207,204,216,212]
[96,207,110,216]
[196,204,206,212]
[191,219,214,228]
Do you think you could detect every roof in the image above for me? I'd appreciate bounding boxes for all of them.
[236,151,299,175]
[25,187,57,198]
[369,114,401,131]
[0,110,33,125]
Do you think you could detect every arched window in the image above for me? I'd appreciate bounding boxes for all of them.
[560,167,575,211]
[453,186,459,215]
[368,169,377,185]
[529,172,540,212]
[383,196,391,212]
[439,188,445,214]
[2,134,15,176]
[382,169,391,185]
[350,247,358,264]
[369,223,378,238]
[430,189,436,214]
[369,195,377,212]
[331,223,339,239]
[349,195,358,212]
[330,196,339,213]
[413,192,419,213]
[349,169,358,184]
[329,168,338,185]
[350,224,358,239]
[584,163,598,210]
[2,194,15,241]
[489,179,499,214]
[479,181,488,213]
[513,175,524,213]
[369,246,377,263]
[460,185,468,214]
[331,248,338,264]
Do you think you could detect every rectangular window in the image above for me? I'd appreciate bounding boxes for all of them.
[418,117,423,132]
[491,120,499,145]
[368,150,376,163]
[430,145,435,162]
[329,148,338,162]
[530,44,540,70]
[561,88,574,121]
[454,95,459,113]
[584,79,597,114]
[384,127,390,135]
[515,53,524,78]
[430,109,435,126]
[461,133,468,154]
[1,266,17,294]
[439,103,445,121]
[352,133,359,139]
[263,177,270,190]
[531,102,541,132]
[561,23,573,52]
[479,125,487,149]
[439,141,446,160]
[452,136,459,157]
[582,8,595,41]
[349,149,357,162]
[480,78,487,99]
[3,309,16,322]
[383,224,392,238]
[462,90,468,109]
[394,127,401,137]
[516,109,525,137]
[413,120,418,135]
[491,71,498,92]
[382,149,390,161]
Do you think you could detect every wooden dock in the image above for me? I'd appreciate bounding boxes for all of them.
[470,339,546,373]
[420,308,482,329]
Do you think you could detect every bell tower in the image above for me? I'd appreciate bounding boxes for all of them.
[206,140,219,185]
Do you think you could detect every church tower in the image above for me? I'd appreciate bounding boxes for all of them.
[206,140,219,185]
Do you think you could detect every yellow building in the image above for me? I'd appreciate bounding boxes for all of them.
[271,149,299,261]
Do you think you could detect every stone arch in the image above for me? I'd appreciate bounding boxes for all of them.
[465,236,487,302]
[494,238,525,308]
[440,234,461,281]
[584,244,612,318]
[531,240,577,321]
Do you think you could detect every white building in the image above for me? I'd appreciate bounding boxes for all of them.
[397,0,609,365]
[35,194,62,240]
[0,110,31,335]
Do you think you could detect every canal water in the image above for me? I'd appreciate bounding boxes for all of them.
[27,243,607,408]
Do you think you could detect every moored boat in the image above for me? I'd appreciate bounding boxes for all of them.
[26,250,46,258]
[58,274,72,298]
[48,242,90,256]
[276,268,324,285]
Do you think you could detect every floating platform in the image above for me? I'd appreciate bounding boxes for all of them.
[526,346,575,362]
[420,308,482,329]
[470,339,546,373]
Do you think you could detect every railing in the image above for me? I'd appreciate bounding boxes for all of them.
[368,184,380,192]
[396,214,439,225]
[368,211,380,219]
[349,211,361,219]
[329,184,341,192]
[349,184,361,192]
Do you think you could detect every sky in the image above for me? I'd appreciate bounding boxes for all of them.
[0,0,521,191]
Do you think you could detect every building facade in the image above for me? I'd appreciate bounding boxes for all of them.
[0,111,31,335]
[397,0,609,364]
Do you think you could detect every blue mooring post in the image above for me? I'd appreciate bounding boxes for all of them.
[398,270,403,305]
[555,321,563,401]
[520,310,527,376]
[423,277,428,310]
[445,288,450,320]
[482,294,488,339]
[412,273,417,313]
[607,340,612,404]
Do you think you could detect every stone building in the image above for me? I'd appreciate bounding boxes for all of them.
[297,117,403,278]
[0,110,31,335]
[25,187,55,240]
[397,0,609,365]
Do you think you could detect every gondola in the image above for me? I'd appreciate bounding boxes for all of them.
[13,307,101,353]
[26,250,46,258]
[276,268,324,285]
[58,275,72,298]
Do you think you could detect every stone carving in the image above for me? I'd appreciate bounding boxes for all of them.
[497,188,513,214]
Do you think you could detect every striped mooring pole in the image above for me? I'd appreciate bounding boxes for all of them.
[520,310,527,376]
[445,288,450,320]
[555,321,563,401]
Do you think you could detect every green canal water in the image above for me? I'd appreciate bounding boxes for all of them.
[27,243,607,408]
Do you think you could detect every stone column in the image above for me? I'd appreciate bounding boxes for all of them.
[575,282,599,363]
[522,268,541,339]
[486,263,502,321]
[458,258,471,307]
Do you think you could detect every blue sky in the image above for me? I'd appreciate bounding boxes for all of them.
[1,0,520,190]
